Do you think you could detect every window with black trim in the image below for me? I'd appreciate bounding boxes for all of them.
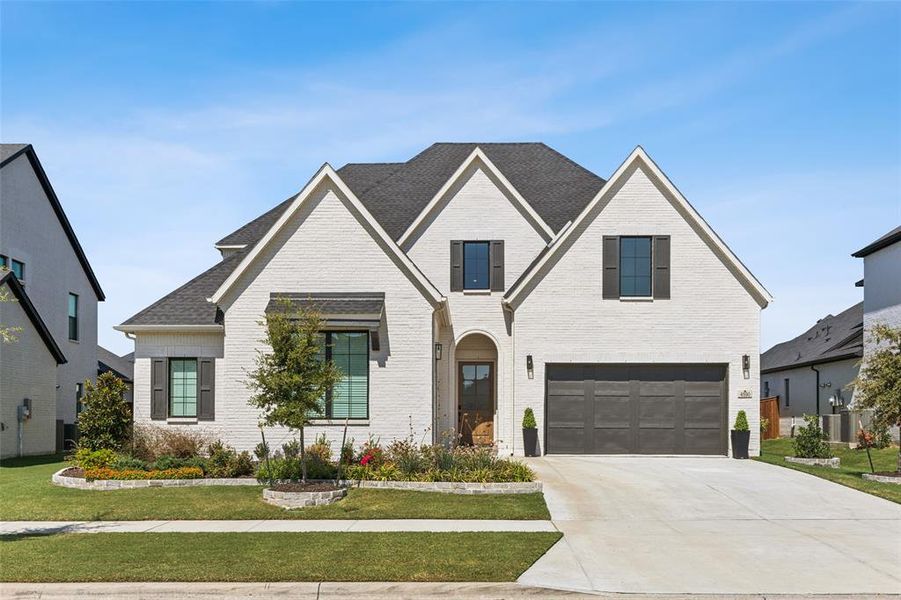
[68,293,79,341]
[1,256,25,285]
[619,236,652,297]
[784,378,790,408]
[463,242,490,290]
[317,331,369,419]
[170,358,198,417]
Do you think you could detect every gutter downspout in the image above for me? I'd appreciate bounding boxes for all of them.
[810,365,821,416]
[503,301,516,457]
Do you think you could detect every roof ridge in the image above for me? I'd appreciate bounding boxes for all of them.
[535,142,606,182]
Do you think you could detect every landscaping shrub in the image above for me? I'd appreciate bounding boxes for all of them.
[73,448,117,470]
[857,418,892,450]
[75,372,132,451]
[344,442,535,483]
[84,467,204,481]
[109,455,149,471]
[205,441,255,478]
[129,424,213,462]
[793,414,833,459]
[522,408,537,429]
[733,410,750,432]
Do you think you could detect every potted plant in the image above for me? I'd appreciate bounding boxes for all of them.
[731,410,750,459]
[522,408,538,457]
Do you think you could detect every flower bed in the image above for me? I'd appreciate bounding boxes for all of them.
[84,467,204,481]
[263,483,347,509]
[256,437,536,484]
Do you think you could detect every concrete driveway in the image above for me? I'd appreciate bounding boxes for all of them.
[519,456,901,595]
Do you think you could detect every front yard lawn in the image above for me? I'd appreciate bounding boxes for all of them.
[0,455,549,521]
[755,439,901,504]
[0,531,561,582]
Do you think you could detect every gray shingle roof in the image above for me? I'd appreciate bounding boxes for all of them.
[124,143,605,327]
[852,225,901,258]
[119,251,243,326]
[97,345,134,383]
[216,143,605,246]
[266,292,385,317]
[761,302,864,373]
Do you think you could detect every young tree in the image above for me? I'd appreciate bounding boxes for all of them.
[247,297,342,483]
[853,323,901,473]
[77,372,132,451]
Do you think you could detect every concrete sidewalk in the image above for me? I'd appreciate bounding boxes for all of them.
[0,519,556,535]
[2,582,896,599]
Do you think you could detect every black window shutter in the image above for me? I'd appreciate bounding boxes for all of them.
[489,240,505,291]
[150,358,168,420]
[450,240,463,291]
[602,236,619,299]
[653,236,671,299]
[198,358,215,421]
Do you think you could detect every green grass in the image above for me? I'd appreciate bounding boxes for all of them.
[0,456,549,521]
[0,532,561,582]
[755,439,901,504]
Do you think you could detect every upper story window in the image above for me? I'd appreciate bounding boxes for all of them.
[1,256,25,284]
[463,241,490,290]
[68,293,79,341]
[619,236,652,297]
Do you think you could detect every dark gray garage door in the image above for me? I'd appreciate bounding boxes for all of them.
[546,364,727,455]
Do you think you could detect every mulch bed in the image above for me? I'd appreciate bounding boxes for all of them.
[61,467,85,478]
[871,471,901,478]
[269,482,341,493]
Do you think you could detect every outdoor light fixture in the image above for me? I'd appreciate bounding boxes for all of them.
[526,355,534,379]
[434,343,442,361]
[742,354,750,379]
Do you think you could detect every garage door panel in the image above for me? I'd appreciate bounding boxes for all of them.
[546,364,727,455]
[639,381,677,396]
[683,428,724,454]
[592,428,631,453]
[594,380,630,395]
[594,396,630,427]
[638,428,676,454]
[546,394,585,428]
[639,396,675,428]
[684,397,722,428]
[547,427,585,454]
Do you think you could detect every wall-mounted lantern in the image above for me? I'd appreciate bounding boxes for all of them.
[526,355,534,379]
[742,354,750,379]
[434,343,442,361]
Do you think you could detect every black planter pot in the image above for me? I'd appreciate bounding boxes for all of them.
[731,430,750,459]
[523,428,539,457]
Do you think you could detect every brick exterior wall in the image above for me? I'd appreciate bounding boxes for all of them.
[511,164,762,456]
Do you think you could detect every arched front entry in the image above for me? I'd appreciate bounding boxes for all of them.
[454,332,498,446]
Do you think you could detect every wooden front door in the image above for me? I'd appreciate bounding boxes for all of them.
[458,362,494,446]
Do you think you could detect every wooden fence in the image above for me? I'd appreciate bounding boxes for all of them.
[760,396,780,440]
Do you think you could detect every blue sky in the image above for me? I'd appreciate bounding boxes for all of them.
[2,1,899,356]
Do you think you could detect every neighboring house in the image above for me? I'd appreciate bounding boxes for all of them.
[852,225,901,358]
[0,272,67,457]
[0,143,104,450]
[760,303,863,433]
[117,143,771,457]
[97,346,135,406]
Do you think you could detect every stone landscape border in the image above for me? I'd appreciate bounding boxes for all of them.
[785,456,840,468]
[52,469,542,494]
[263,487,347,508]
[862,473,901,485]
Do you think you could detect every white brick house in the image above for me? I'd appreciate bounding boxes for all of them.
[118,143,771,457]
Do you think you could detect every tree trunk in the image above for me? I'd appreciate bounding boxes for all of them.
[300,426,307,483]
